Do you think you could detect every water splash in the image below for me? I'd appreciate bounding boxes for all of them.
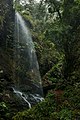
[12,87,44,109]
[13,88,31,108]
[13,11,44,107]
[30,94,44,102]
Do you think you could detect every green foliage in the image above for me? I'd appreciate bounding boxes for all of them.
[63,84,80,108]
[42,54,64,89]
[0,102,8,111]
[34,39,62,77]
[59,108,72,120]
[12,97,56,120]
[0,102,9,119]
[50,108,72,120]
[21,11,34,27]
[0,0,80,120]
[15,4,23,12]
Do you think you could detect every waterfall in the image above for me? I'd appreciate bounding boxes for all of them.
[13,88,31,108]
[13,12,44,108]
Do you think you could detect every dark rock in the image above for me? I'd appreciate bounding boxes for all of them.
[9,87,14,92]
[0,93,3,101]
[75,115,80,120]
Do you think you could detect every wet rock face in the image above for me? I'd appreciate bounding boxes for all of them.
[0,71,29,118]
[0,0,15,48]
[0,0,15,83]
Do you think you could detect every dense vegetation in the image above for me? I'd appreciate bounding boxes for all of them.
[0,0,80,119]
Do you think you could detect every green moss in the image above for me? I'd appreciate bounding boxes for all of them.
[12,97,56,120]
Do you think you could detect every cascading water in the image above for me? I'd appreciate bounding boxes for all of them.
[13,12,44,108]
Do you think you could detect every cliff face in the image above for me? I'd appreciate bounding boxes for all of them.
[0,0,15,77]
[0,0,14,49]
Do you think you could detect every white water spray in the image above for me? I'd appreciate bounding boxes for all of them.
[13,88,31,108]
